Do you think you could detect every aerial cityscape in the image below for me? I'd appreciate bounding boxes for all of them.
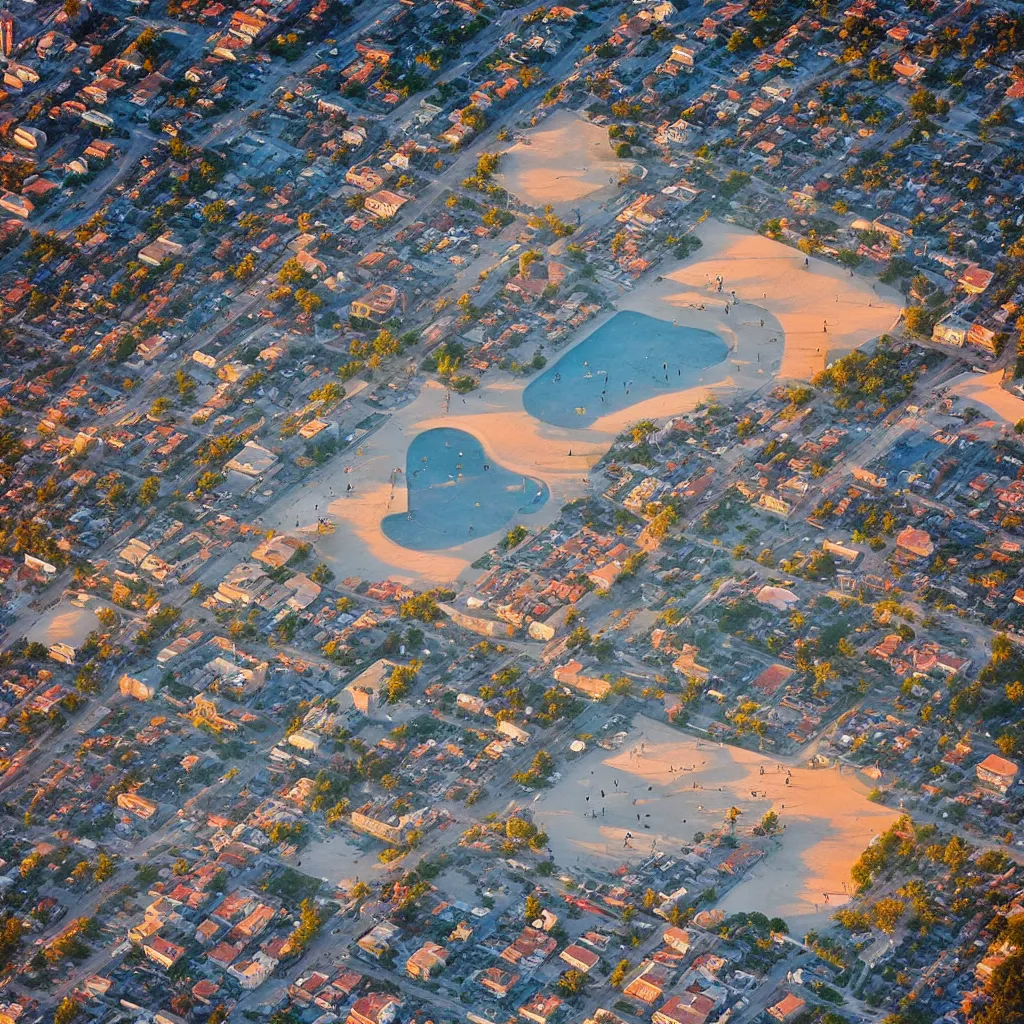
[0,0,1022,1022]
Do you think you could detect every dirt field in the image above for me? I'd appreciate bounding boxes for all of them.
[530,716,898,930]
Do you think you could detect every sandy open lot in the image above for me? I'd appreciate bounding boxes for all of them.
[948,368,1024,427]
[262,221,899,584]
[531,716,897,931]
[263,377,608,584]
[291,832,391,886]
[498,109,635,213]
[603,220,902,419]
[26,601,100,648]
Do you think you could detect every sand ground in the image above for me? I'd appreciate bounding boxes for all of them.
[264,377,608,584]
[531,716,897,931]
[497,109,636,214]
[263,220,899,583]
[291,832,391,886]
[26,601,100,648]
[598,220,903,428]
[947,368,1024,427]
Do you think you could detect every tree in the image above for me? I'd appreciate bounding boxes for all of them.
[203,199,229,224]
[525,893,542,922]
[610,958,631,988]
[903,305,935,336]
[556,969,588,997]
[519,250,542,277]
[943,835,970,871]
[295,288,323,315]
[973,950,1024,1024]
[908,87,938,118]
[726,29,747,52]
[234,253,258,280]
[175,369,197,400]
[93,852,115,883]
[278,257,310,286]
[138,476,160,506]
[54,998,81,1024]
[289,898,323,952]
[871,897,905,934]
[194,471,223,496]
[400,593,440,622]
[385,661,422,704]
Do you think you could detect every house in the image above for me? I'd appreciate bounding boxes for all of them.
[623,961,672,1004]
[560,944,600,973]
[662,927,695,954]
[364,190,408,219]
[117,792,159,819]
[139,233,186,267]
[552,660,611,699]
[351,804,414,845]
[144,936,186,969]
[519,993,563,1024]
[406,941,449,978]
[348,993,402,1024]
[500,926,557,964]
[350,283,402,322]
[672,644,710,681]
[457,693,485,714]
[346,165,385,191]
[670,43,698,66]
[287,729,321,755]
[479,965,519,997]
[767,993,806,1023]
[224,441,278,478]
[958,263,994,295]
[751,664,794,697]
[652,993,717,1024]
[497,720,531,744]
[0,190,32,218]
[895,526,934,559]
[506,259,571,301]
[932,312,970,347]
[252,533,304,568]
[969,322,1000,354]
[588,561,623,589]
[976,753,1019,794]
[227,951,278,990]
